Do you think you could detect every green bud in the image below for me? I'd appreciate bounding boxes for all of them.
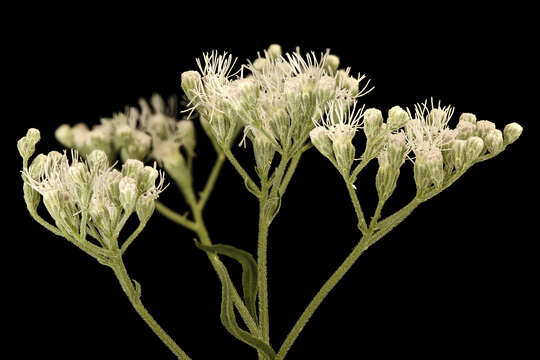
[87,150,109,173]
[55,124,74,148]
[106,169,123,205]
[137,166,159,193]
[42,189,63,221]
[427,109,448,126]
[268,44,282,59]
[387,106,409,130]
[426,150,445,188]
[451,140,467,171]
[23,183,41,212]
[119,176,138,212]
[386,132,407,167]
[148,114,170,140]
[485,129,504,154]
[333,138,355,175]
[376,154,399,200]
[46,151,63,167]
[28,154,47,180]
[253,58,267,72]
[363,108,383,138]
[122,159,144,180]
[123,130,152,161]
[475,120,496,140]
[455,120,477,140]
[310,127,335,161]
[459,113,477,124]
[17,129,41,160]
[114,124,133,146]
[413,159,431,193]
[181,70,202,103]
[136,193,156,223]
[68,163,90,186]
[465,136,484,163]
[252,131,275,178]
[503,122,523,144]
[324,54,340,74]
[177,120,196,156]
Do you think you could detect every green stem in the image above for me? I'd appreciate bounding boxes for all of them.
[344,180,368,234]
[257,154,290,348]
[110,256,191,360]
[224,149,260,197]
[275,197,422,360]
[198,154,226,210]
[257,197,271,344]
[121,222,147,255]
[155,202,197,231]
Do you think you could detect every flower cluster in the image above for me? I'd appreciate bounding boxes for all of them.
[21,130,165,248]
[180,45,371,178]
[55,94,196,169]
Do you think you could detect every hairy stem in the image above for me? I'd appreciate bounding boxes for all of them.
[110,256,191,360]
[276,197,422,359]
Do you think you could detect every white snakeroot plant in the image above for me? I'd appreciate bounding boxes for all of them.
[18,44,523,359]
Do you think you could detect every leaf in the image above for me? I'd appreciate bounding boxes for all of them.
[213,260,275,359]
[194,241,258,321]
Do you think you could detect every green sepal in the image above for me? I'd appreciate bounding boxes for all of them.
[213,260,275,359]
[194,240,258,321]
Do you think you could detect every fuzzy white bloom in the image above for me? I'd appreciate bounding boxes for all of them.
[405,99,455,159]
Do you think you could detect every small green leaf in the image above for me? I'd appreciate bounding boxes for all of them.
[194,241,258,321]
[214,260,275,359]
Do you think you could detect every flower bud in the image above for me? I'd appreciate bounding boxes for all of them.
[465,136,484,163]
[42,189,63,221]
[252,131,275,177]
[451,140,467,171]
[455,120,477,140]
[23,183,41,212]
[485,129,504,154]
[426,149,445,188]
[386,132,407,167]
[105,169,123,205]
[136,192,156,223]
[119,176,138,212]
[137,166,159,193]
[387,106,409,130]
[475,120,496,140]
[376,153,399,200]
[123,130,152,161]
[68,163,90,186]
[317,76,336,100]
[268,44,282,59]
[459,113,477,124]
[503,122,523,144]
[253,58,267,72]
[122,159,144,179]
[177,119,196,156]
[363,108,383,138]
[427,109,448,126]
[17,129,40,160]
[114,124,133,146]
[87,150,109,173]
[28,154,47,180]
[333,137,355,175]
[181,70,202,102]
[324,54,340,74]
[148,114,170,140]
[55,124,74,148]
[310,127,335,161]
[413,159,431,193]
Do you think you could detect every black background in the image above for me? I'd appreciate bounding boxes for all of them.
[7,6,536,359]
